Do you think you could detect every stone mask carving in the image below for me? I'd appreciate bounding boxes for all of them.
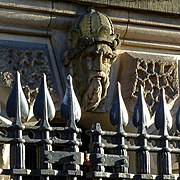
[64,8,120,112]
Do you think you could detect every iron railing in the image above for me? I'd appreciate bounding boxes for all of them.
[0,72,180,179]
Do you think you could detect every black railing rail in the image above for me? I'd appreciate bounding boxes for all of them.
[0,72,180,179]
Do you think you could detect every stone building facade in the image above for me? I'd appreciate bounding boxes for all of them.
[0,0,179,177]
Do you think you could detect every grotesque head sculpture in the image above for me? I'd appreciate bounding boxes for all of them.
[64,8,120,112]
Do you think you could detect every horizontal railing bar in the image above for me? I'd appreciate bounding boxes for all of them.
[101,131,180,140]
[0,169,83,176]
[103,143,180,153]
[87,171,180,179]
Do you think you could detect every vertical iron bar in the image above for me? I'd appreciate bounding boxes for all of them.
[114,131,128,180]
[136,132,150,174]
[90,123,105,180]
[61,75,82,180]
[6,72,29,180]
[66,129,80,180]
[176,99,180,176]
[155,88,172,175]
[132,85,150,174]
[110,82,129,174]
[34,74,55,180]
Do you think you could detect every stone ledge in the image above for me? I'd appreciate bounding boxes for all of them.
[0,1,178,48]
[66,0,180,14]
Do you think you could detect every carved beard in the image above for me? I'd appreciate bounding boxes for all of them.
[81,73,109,112]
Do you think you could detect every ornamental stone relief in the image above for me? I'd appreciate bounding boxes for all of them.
[64,8,180,115]
[133,59,179,113]
[0,42,58,110]
[120,53,179,115]
[64,8,120,112]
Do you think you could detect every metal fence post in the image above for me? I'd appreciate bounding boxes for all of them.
[61,75,82,180]
[132,85,150,174]
[155,88,172,175]
[3,71,180,180]
[176,99,180,176]
[110,82,129,174]
[34,74,55,180]
[90,123,105,180]
[6,72,29,180]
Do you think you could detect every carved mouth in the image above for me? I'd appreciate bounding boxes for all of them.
[90,76,105,90]
[92,76,102,80]
[89,72,106,84]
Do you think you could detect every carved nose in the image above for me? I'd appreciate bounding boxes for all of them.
[94,54,103,71]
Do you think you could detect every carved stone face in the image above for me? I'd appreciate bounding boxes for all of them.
[71,43,116,112]
[64,8,120,112]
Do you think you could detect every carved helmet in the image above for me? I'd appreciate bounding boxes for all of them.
[69,8,120,50]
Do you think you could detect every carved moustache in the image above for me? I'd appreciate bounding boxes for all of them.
[88,71,107,84]
[82,77,103,111]
[82,71,109,111]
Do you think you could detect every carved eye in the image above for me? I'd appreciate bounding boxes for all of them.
[85,55,93,61]
[104,54,114,64]
[85,55,93,70]
[108,54,116,64]
[106,53,112,58]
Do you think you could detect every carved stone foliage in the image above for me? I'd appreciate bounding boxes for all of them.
[133,59,178,113]
[0,42,58,108]
[64,8,120,112]
[120,53,179,114]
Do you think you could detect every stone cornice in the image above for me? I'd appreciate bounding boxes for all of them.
[0,1,178,52]
[65,0,180,14]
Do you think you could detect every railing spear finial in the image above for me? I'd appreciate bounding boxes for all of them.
[155,88,172,175]
[110,82,128,132]
[132,85,150,134]
[6,71,28,175]
[61,75,81,130]
[33,73,55,128]
[155,88,172,135]
[132,85,151,174]
[6,71,29,127]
